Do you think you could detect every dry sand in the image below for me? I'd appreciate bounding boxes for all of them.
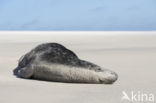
[0,31,156,103]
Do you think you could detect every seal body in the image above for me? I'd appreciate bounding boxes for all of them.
[13,43,118,84]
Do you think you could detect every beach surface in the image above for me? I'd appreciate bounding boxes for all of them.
[0,31,156,103]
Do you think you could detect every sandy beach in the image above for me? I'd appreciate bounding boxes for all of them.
[0,31,156,103]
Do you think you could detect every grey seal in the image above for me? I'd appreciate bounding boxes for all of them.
[13,43,118,84]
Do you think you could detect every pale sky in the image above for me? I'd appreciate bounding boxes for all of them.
[0,0,156,31]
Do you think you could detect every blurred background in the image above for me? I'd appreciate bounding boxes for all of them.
[0,0,156,31]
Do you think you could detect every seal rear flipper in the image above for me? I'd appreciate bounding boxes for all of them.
[17,66,34,79]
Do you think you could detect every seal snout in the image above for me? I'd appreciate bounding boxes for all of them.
[98,69,118,84]
[107,71,118,84]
